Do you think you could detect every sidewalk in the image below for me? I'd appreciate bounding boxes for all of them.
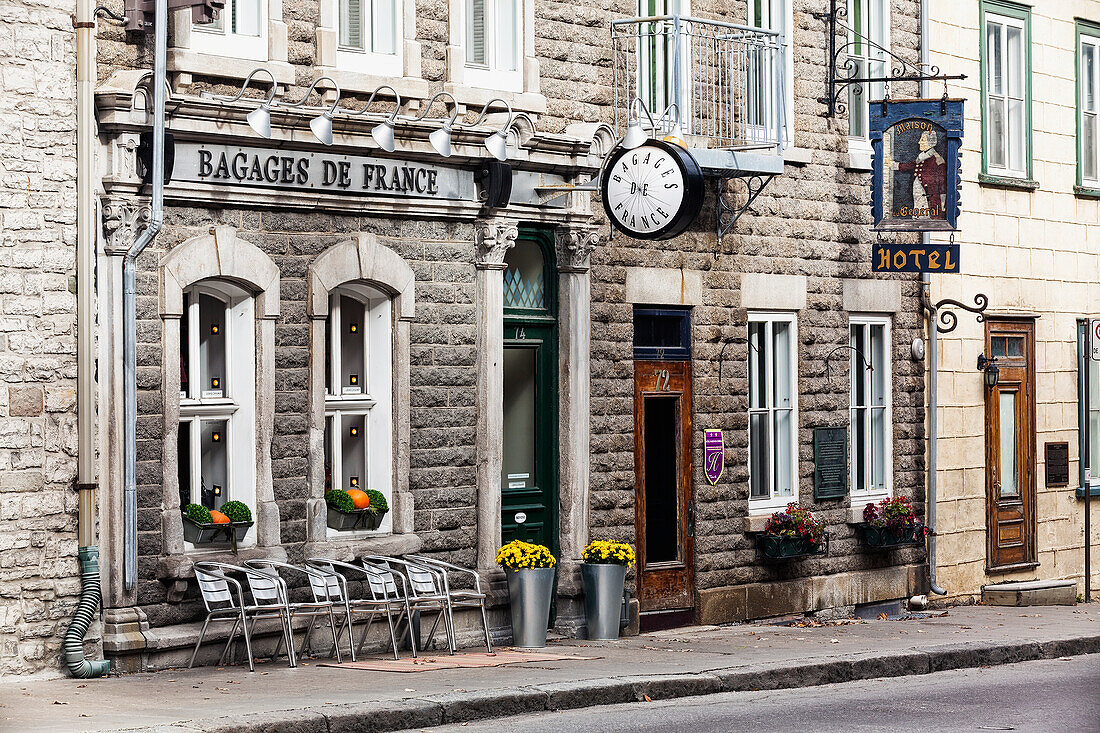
[2,604,1097,733]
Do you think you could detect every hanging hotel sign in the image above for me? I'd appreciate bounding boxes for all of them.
[872,242,960,274]
[172,143,477,200]
[703,429,724,485]
[870,99,964,232]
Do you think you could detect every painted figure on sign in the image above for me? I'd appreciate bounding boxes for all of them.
[895,129,946,216]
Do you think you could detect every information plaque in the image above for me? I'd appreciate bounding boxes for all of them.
[814,427,848,500]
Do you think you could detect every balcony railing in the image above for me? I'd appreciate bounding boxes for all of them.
[612,15,787,153]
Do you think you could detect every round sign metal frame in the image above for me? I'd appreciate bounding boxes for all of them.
[600,139,705,241]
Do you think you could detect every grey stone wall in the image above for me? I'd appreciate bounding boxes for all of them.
[0,6,81,675]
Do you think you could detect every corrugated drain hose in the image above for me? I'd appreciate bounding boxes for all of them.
[64,546,111,678]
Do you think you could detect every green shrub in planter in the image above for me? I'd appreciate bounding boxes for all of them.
[220,500,252,524]
[325,490,354,513]
[184,503,212,525]
[364,489,388,515]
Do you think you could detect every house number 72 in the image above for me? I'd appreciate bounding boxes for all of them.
[653,369,670,391]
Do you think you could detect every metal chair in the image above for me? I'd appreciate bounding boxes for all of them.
[408,554,493,653]
[306,557,409,660]
[189,561,296,672]
[245,559,343,663]
[363,555,456,655]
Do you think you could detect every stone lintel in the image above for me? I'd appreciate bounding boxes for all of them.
[624,267,703,306]
[842,278,903,314]
[740,273,807,311]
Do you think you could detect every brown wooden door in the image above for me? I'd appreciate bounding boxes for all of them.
[985,320,1037,571]
[633,360,694,613]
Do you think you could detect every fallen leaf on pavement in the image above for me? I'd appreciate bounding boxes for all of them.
[52,701,68,705]
[643,695,652,702]
[830,639,840,643]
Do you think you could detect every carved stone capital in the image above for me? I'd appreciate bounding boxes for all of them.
[555,225,600,273]
[474,219,519,270]
[101,198,151,256]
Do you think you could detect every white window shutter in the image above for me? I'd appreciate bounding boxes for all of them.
[468,0,487,65]
[341,0,364,50]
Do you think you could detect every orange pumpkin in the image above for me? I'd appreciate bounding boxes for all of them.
[209,510,231,524]
[346,488,370,509]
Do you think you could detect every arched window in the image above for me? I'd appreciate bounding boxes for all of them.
[324,284,393,534]
[178,280,257,543]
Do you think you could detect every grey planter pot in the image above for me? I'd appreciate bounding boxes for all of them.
[181,516,252,550]
[504,566,556,648]
[581,563,627,641]
[326,506,388,531]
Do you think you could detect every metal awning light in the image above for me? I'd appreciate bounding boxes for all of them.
[201,67,278,138]
[408,91,461,157]
[343,84,403,153]
[465,97,515,161]
[622,97,655,150]
[277,75,342,145]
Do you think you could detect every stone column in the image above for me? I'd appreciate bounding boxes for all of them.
[554,225,599,597]
[474,219,518,569]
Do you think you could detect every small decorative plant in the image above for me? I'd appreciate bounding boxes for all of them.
[763,503,826,545]
[863,496,926,532]
[582,540,636,568]
[325,489,355,513]
[183,503,212,525]
[496,540,556,571]
[220,500,252,524]
[363,489,388,515]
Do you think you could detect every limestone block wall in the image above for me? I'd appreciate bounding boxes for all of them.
[0,4,81,675]
[929,0,1100,598]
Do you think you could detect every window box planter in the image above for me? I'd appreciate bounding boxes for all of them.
[756,534,829,561]
[858,523,924,549]
[181,515,253,550]
[326,506,387,532]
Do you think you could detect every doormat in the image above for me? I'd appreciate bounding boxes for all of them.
[317,649,595,673]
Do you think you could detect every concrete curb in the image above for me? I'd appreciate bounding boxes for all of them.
[112,635,1100,733]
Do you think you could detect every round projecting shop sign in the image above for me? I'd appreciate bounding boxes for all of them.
[601,140,705,241]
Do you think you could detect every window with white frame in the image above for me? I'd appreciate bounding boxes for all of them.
[748,313,798,510]
[336,0,402,76]
[465,0,522,91]
[637,0,688,120]
[850,317,892,496]
[178,282,256,538]
[847,0,889,141]
[748,0,793,143]
[192,0,267,60]
[1079,28,1100,186]
[1081,321,1099,494]
[982,5,1029,177]
[324,285,393,533]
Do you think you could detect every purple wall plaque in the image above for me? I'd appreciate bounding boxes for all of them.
[704,429,724,485]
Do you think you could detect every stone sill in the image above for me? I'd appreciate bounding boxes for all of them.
[313,67,430,104]
[978,173,1039,191]
[1073,185,1100,200]
[167,50,295,86]
[302,532,422,563]
[444,83,547,115]
[156,545,289,583]
[783,146,813,166]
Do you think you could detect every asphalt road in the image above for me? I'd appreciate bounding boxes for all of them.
[426,655,1100,733]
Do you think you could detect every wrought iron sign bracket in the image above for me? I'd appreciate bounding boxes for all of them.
[716,173,776,255]
[812,0,966,117]
[922,290,990,334]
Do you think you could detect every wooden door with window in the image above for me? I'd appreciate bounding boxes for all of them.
[984,320,1037,570]
[633,360,694,615]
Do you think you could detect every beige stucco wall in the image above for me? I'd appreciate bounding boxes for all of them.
[929,0,1100,599]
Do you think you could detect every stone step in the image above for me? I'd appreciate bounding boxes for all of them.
[982,580,1077,607]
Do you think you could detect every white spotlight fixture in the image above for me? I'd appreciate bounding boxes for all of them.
[623,97,656,150]
[344,84,403,153]
[409,91,461,157]
[278,76,342,146]
[465,98,515,161]
[202,67,278,139]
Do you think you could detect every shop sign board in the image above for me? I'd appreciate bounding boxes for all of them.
[872,242,960,273]
[173,143,477,201]
[870,99,964,232]
[1091,319,1100,361]
[703,429,724,485]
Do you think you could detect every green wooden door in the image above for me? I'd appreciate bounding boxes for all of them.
[501,229,558,556]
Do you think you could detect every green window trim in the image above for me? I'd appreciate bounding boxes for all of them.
[979,0,1033,180]
[1075,20,1100,188]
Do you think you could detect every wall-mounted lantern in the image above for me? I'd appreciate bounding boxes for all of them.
[977,353,999,389]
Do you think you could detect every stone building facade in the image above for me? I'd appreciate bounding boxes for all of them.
[0,3,83,675]
[81,0,931,672]
[928,0,1100,599]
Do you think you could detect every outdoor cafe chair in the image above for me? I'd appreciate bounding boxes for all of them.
[245,559,344,663]
[408,554,493,653]
[362,555,456,656]
[189,561,297,672]
[306,557,408,660]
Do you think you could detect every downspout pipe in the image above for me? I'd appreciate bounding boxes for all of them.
[123,0,167,590]
[65,0,110,677]
[920,0,946,596]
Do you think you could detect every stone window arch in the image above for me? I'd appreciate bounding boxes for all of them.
[305,233,419,557]
[159,226,281,557]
